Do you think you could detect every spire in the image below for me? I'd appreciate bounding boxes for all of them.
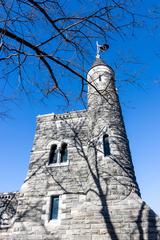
[90,41,111,69]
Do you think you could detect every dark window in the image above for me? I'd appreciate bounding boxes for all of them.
[103,134,110,156]
[50,196,59,220]
[60,143,68,163]
[49,144,57,164]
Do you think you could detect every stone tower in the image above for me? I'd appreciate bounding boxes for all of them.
[87,56,140,201]
[0,55,160,240]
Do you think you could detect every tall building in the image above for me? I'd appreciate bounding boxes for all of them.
[0,55,160,240]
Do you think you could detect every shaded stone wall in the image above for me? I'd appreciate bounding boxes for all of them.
[0,192,18,228]
[0,192,18,240]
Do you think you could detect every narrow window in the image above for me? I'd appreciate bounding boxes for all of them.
[49,144,57,164]
[50,196,59,220]
[60,143,68,163]
[103,134,110,156]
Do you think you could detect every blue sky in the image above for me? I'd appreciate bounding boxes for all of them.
[0,0,160,216]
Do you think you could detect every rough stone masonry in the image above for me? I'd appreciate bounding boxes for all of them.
[0,57,160,240]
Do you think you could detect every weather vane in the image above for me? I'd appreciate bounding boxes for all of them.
[96,41,109,58]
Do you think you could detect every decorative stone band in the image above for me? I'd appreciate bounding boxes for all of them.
[37,109,87,122]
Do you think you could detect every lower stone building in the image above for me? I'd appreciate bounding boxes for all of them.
[0,56,160,239]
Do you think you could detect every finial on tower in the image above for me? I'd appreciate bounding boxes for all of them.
[96,41,109,58]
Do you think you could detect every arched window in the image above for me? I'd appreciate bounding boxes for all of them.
[49,144,57,164]
[60,143,68,163]
[103,134,110,156]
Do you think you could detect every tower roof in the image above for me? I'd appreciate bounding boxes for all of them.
[91,57,106,68]
[90,57,114,74]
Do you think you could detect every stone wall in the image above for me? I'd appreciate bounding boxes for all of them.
[0,112,159,240]
[0,61,160,239]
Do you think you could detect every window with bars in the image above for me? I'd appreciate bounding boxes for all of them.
[50,196,59,220]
